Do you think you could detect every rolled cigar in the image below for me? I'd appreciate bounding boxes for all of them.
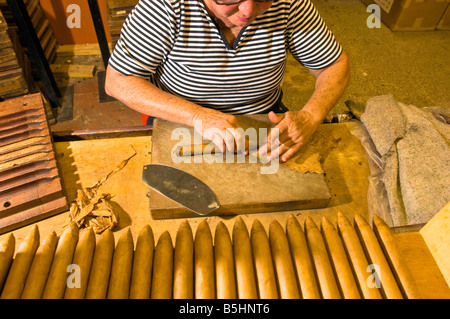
[85,229,115,299]
[286,215,321,299]
[305,217,341,299]
[337,212,382,299]
[177,143,211,157]
[64,228,96,299]
[42,222,79,299]
[108,229,134,299]
[194,220,215,299]
[0,233,15,292]
[269,219,300,299]
[233,217,258,299]
[177,138,253,157]
[214,221,237,299]
[130,224,155,299]
[173,221,194,299]
[21,231,58,299]
[372,214,421,299]
[151,231,173,299]
[1,225,39,299]
[250,219,278,299]
[321,217,361,299]
[354,214,403,299]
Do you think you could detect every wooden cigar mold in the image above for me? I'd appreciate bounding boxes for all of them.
[0,94,67,234]
[1,212,447,299]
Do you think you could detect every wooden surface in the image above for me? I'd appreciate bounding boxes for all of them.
[0,120,371,242]
[395,232,450,298]
[148,115,343,219]
[420,201,450,287]
[0,122,448,298]
[1,212,448,299]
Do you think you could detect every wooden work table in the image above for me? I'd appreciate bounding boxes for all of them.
[1,121,449,298]
[2,121,370,240]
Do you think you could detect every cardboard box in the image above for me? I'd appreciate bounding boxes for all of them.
[437,3,450,29]
[361,0,450,31]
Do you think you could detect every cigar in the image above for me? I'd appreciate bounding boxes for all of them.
[233,217,258,299]
[173,221,194,299]
[305,217,341,299]
[42,222,79,299]
[107,229,134,299]
[176,138,254,157]
[286,215,321,299]
[64,228,95,299]
[372,214,422,299]
[337,212,382,299]
[214,221,237,299]
[194,220,215,299]
[354,214,403,299]
[269,219,300,299]
[321,216,361,299]
[151,231,173,299]
[251,219,278,299]
[1,225,39,299]
[85,229,115,299]
[130,225,155,299]
[21,231,58,299]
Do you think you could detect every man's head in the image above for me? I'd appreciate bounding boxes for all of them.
[205,0,274,28]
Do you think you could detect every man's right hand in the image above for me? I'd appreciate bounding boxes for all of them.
[192,108,248,155]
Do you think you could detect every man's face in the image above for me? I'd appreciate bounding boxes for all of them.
[205,0,274,29]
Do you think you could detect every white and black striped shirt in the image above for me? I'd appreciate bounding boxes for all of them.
[108,0,343,114]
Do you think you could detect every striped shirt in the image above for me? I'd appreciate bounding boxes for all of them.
[108,0,343,114]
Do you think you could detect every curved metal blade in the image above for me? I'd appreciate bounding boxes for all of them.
[142,164,220,216]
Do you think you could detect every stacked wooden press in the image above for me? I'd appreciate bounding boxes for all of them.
[0,212,427,299]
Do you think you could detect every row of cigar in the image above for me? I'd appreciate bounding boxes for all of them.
[0,212,421,299]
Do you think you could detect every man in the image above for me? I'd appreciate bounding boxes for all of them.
[105,0,350,162]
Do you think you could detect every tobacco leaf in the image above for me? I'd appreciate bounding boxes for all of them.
[63,146,137,234]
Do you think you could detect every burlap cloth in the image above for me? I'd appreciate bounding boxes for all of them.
[360,94,450,228]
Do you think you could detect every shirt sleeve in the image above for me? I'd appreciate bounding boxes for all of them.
[108,0,179,78]
[286,0,343,70]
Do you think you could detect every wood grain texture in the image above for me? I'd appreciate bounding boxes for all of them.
[149,115,331,219]
[419,201,450,287]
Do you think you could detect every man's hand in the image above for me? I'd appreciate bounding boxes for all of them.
[258,110,321,162]
[192,108,247,154]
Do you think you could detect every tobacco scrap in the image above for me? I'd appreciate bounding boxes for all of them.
[63,146,137,234]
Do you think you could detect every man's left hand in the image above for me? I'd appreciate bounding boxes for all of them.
[258,110,321,163]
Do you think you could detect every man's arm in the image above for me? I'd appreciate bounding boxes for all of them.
[105,66,246,153]
[260,51,351,162]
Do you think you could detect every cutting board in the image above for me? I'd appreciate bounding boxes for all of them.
[148,115,333,219]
